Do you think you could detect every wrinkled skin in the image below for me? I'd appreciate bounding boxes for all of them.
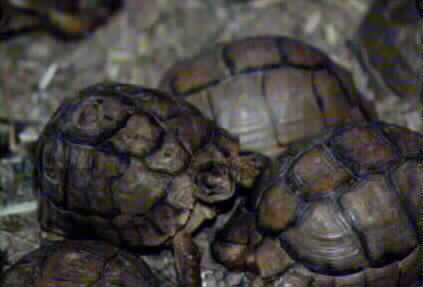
[350,0,419,103]
[160,36,377,157]
[34,82,262,287]
[0,240,160,287]
[212,121,421,287]
[0,0,123,40]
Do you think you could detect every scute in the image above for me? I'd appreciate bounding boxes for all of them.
[144,134,190,174]
[329,126,399,174]
[223,37,281,72]
[340,176,417,266]
[35,83,239,238]
[257,183,297,234]
[213,121,421,286]
[165,114,213,154]
[34,83,247,287]
[160,36,376,156]
[209,74,275,152]
[282,200,368,275]
[109,114,161,157]
[58,94,133,144]
[292,146,351,196]
[0,240,159,287]
[390,160,420,222]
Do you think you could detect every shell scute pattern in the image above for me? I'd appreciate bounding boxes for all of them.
[160,36,377,156]
[0,240,160,287]
[212,121,421,286]
[35,83,239,246]
[34,83,261,287]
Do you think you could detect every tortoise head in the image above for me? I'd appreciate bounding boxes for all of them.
[191,127,269,204]
[45,0,123,39]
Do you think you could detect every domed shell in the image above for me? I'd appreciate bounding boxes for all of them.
[0,0,123,40]
[251,121,421,286]
[34,82,241,248]
[160,36,376,156]
[0,240,160,287]
[351,0,419,102]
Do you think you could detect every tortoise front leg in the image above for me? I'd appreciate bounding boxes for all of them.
[173,229,202,287]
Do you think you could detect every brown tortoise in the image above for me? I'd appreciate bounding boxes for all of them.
[349,0,419,103]
[212,121,421,286]
[160,36,376,157]
[33,82,264,287]
[0,0,123,40]
[0,240,160,287]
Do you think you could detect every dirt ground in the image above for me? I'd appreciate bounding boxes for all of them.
[0,0,420,285]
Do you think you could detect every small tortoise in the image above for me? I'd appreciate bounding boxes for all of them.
[212,121,421,286]
[0,0,123,41]
[349,0,419,103]
[33,82,262,287]
[160,36,376,157]
[0,240,160,287]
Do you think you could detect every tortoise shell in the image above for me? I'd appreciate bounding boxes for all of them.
[160,36,376,157]
[212,121,421,286]
[33,82,266,287]
[34,82,242,248]
[0,0,123,40]
[350,0,419,102]
[0,240,160,287]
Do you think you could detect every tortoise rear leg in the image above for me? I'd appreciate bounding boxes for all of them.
[173,229,202,287]
[211,204,296,284]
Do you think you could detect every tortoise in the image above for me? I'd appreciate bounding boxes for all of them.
[0,240,160,287]
[160,36,376,157]
[212,121,421,286]
[33,82,264,287]
[0,0,123,41]
[349,0,419,103]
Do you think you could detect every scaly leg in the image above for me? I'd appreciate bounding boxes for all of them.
[173,230,202,287]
